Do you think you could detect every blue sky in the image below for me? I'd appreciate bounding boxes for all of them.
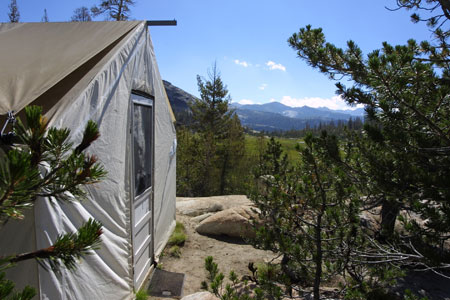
[0,0,434,110]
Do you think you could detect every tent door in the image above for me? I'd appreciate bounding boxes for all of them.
[131,93,155,289]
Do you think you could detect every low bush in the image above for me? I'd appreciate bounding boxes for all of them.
[168,245,181,258]
[168,222,186,246]
[135,289,148,300]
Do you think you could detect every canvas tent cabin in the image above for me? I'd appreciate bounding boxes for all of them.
[0,21,177,299]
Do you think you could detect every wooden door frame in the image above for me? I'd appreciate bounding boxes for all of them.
[129,90,155,289]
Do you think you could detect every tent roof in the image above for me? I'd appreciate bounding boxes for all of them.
[0,21,143,115]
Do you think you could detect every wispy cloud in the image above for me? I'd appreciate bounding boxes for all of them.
[278,95,363,110]
[266,61,286,72]
[258,84,268,90]
[238,99,254,105]
[234,59,250,67]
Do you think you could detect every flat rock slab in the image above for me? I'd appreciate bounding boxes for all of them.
[195,205,260,238]
[176,195,252,217]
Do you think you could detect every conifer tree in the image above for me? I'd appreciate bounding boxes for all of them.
[250,133,367,299]
[71,6,92,22]
[189,63,236,195]
[0,106,106,298]
[288,0,450,271]
[176,63,245,196]
[192,63,233,136]
[91,0,135,21]
[7,0,20,23]
[218,114,245,194]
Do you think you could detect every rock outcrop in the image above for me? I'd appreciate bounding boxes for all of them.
[195,205,260,239]
[176,195,252,216]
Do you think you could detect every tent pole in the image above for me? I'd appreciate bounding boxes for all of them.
[146,20,177,26]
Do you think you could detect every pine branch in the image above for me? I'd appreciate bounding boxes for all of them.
[0,106,106,221]
[3,219,102,270]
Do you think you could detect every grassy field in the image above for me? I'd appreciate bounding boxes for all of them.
[245,134,304,164]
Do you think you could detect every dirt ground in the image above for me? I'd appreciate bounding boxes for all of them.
[149,199,450,300]
[155,213,277,298]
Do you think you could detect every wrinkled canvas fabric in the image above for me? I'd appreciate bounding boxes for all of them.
[0,22,176,300]
[0,21,140,114]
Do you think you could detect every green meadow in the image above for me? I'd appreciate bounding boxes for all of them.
[244,134,304,164]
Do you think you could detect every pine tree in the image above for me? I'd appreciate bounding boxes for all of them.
[91,0,135,21]
[250,133,367,299]
[71,6,92,22]
[192,63,233,136]
[0,106,106,298]
[189,63,235,195]
[7,0,20,23]
[288,0,450,271]
[218,114,245,194]
[176,63,245,196]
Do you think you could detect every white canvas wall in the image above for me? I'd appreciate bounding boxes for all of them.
[0,22,176,300]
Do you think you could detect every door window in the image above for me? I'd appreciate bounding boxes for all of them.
[132,94,153,196]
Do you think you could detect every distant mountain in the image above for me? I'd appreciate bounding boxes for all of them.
[231,102,364,120]
[235,108,314,132]
[315,106,365,117]
[163,80,196,114]
[233,102,288,114]
[231,102,364,131]
[163,81,365,131]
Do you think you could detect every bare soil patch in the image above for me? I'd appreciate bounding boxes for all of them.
[156,213,276,297]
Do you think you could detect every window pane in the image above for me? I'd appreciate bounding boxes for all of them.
[133,103,153,196]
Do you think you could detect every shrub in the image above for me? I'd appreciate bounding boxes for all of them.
[168,245,181,258]
[135,289,148,300]
[168,222,186,246]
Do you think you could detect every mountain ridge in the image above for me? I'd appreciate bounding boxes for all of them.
[163,80,364,131]
[231,102,364,119]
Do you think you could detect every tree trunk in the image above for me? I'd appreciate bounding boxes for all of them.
[380,199,400,240]
[219,148,229,195]
[281,255,300,284]
[314,215,322,300]
[202,133,215,196]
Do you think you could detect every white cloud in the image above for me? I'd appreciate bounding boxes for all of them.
[258,84,267,90]
[238,99,255,105]
[278,95,363,110]
[266,60,286,71]
[234,59,250,67]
